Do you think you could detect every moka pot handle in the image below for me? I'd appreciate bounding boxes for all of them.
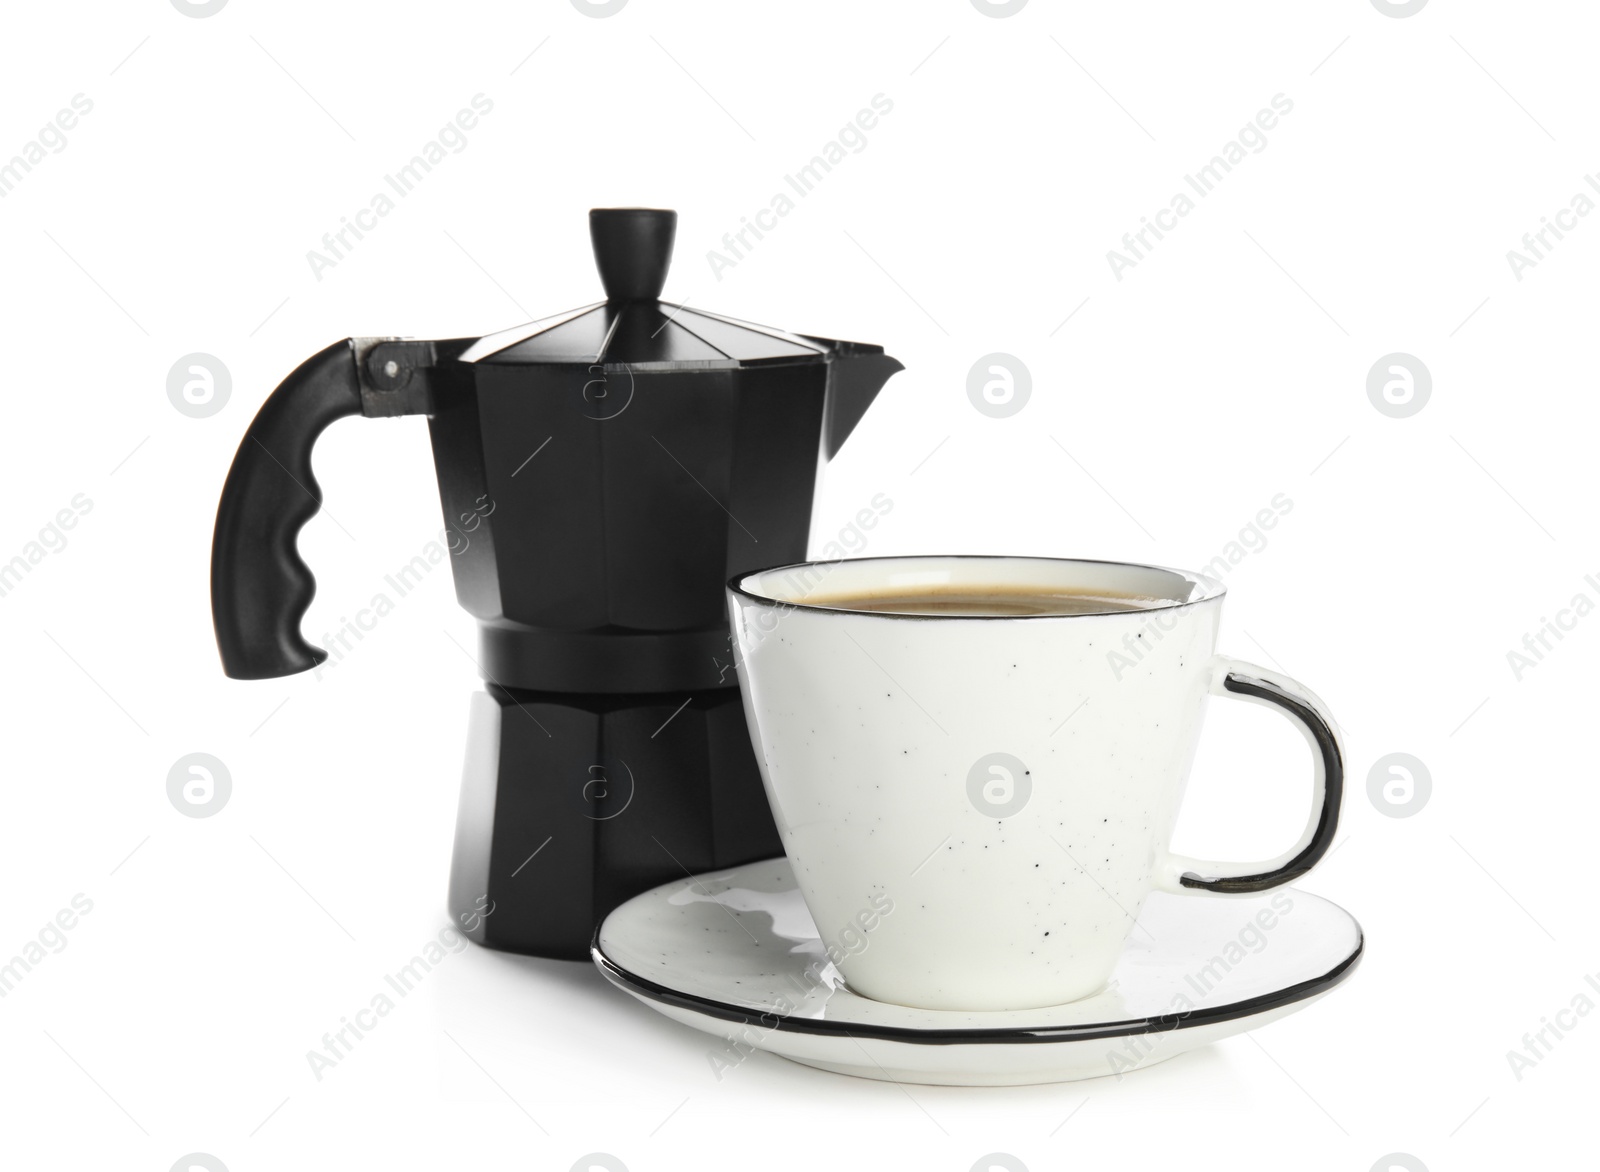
[210,337,440,679]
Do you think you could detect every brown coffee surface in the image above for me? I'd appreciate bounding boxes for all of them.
[798,584,1159,616]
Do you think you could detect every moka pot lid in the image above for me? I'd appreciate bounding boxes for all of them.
[457,208,841,372]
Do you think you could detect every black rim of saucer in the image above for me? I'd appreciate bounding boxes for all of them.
[590,909,1363,1047]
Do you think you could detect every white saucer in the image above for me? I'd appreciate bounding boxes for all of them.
[593,857,1361,1086]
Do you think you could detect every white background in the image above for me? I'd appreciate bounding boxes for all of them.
[1,1,1594,1169]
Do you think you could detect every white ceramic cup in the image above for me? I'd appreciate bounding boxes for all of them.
[727,555,1343,1012]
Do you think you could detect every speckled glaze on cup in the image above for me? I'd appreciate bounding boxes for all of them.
[727,556,1343,1012]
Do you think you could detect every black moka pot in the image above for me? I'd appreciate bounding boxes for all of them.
[210,208,902,958]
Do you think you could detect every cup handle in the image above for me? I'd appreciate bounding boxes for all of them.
[1155,656,1344,895]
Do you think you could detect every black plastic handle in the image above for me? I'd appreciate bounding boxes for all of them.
[211,339,363,679]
